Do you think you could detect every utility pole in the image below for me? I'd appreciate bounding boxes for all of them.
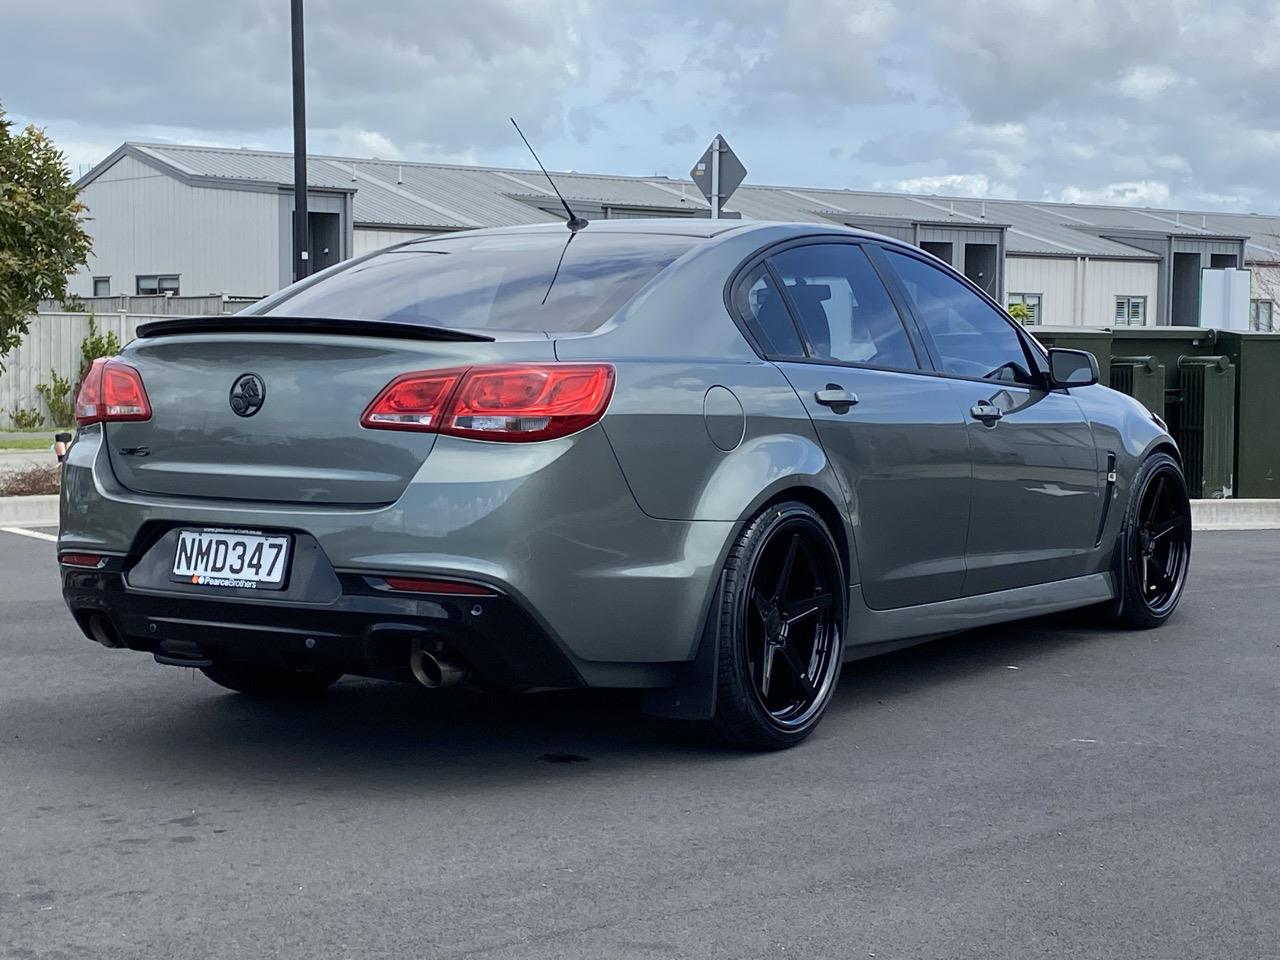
[291,0,309,282]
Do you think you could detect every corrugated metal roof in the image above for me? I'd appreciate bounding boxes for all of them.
[729,189,840,221]
[133,144,353,190]
[109,142,1277,261]
[392,166,557,226]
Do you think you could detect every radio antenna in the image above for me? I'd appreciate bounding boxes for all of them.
[510,117,588,232]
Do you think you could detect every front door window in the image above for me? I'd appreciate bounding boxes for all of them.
[881,249,1038,385]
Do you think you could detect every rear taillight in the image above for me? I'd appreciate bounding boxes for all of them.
[361,363,614,442]
[359,370,463,431]
[59,552,107,568]
[75,358,151,425]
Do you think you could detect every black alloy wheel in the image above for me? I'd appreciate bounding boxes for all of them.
[1118,452,1192,628]
[713,502,846,749]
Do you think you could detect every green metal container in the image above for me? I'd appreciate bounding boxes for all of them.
[1215,332,1280,499]
[1024,326,1280,497]
[1175,356,1236,499]
[1107,327,1221,408]
[1110,355,1166,419]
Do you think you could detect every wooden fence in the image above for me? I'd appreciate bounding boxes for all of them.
[0,313,148,427]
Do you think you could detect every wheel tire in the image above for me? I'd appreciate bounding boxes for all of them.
[199,661,343,697]
[711,501,846,751]
[1113,451,1192,629]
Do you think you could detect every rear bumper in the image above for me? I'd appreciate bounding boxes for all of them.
[58,423,739,685]
[62,561,585,689]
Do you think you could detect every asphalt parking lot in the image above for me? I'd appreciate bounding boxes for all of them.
[2,527,1277,959]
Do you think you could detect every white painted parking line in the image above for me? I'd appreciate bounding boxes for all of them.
[0,526,57,543]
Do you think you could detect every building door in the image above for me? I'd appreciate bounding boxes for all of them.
[920,241,953,266]
[308,212,342,271]
[875,246,1102,594]
[1172,252,1201,326]
[963,242,999,297]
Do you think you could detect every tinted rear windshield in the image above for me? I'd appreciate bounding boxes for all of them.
[254,231,698,333]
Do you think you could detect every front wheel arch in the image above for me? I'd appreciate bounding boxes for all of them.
[1146,438,1183,470]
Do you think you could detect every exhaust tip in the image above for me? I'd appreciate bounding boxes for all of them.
[87,614,125,649]
[409,641,465,689]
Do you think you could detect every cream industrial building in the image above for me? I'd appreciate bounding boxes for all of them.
[70,142,1280,331]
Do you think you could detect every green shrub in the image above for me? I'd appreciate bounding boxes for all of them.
[78,315,121,383]
[35,368,75,427]
[8,406,44,430]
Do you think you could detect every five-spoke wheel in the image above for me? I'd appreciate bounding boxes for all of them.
[1117,451,1191,628]
[713,502,845,749]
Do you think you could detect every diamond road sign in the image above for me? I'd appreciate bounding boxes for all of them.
[690,134,747,207]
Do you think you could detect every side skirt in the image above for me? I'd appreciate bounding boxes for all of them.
[844,572,1117,659]
[642,571,1116,719]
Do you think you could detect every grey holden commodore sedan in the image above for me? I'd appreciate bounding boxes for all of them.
[59,219,1191,749]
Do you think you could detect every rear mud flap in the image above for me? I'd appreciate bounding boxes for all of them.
[640,572,725,721]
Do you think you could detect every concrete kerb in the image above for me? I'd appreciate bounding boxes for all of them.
[1190,499,1280,531]
[0,495,59,528]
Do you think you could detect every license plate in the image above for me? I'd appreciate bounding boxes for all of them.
[171,529,291,589]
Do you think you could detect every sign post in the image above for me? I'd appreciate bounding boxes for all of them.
[291,0,309,282]
[710,136,721,219]
[690,134,746,219]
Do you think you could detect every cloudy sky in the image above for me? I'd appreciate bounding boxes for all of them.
[3,0,1280,212]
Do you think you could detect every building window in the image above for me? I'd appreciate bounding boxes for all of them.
[1115,296,1147,326]
[92,277,110,297]
[1007,292,1042,325]
[136,275,180,296]
[1251,299,1274,332]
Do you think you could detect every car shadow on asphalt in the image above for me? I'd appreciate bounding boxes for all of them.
[68,606,1122,790]
[832,605,1116,708]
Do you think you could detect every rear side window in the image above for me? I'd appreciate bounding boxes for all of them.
[882,249,1037,385]
[255,232,697,333]
[768,243,919,369]
[734,264,806,358]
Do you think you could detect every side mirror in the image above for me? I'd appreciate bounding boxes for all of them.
[1049,348,1099,387]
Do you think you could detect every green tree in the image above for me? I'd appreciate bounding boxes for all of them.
[0,103,92,370]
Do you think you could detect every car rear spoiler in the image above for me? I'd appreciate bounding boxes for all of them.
[134,315,496,343]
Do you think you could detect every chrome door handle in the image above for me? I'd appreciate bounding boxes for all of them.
[970,401,1003,424]
[815,385,858,412]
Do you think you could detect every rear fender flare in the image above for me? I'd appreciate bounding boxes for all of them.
[686,430,856,581]
[691,433,835,511]
[643,449,856,722]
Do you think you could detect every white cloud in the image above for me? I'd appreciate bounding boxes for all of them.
[876,174,1017,198]
[317,129,405,161]
[1116,66,1180,101]
[6,0,1280,213]
[1056,181,1172,206]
